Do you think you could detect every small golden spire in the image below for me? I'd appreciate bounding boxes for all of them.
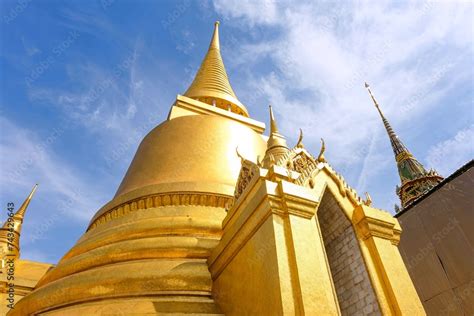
[2,184,38,230]
[1,184,38,259]
[184,22,248,116]
[269,105,279,134]
[263,105,289,168]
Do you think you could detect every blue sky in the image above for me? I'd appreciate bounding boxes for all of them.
[0,0,472,264]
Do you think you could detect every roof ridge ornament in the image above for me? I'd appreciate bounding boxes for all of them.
[296,129,304,148]
[317,138,327,163]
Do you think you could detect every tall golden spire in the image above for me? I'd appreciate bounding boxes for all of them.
[365,83,443,209]
[184,22,249,117]
[1,184,38,259]
[263,105,289,168]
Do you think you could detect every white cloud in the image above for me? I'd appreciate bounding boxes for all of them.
[213,0,280,26]
[26,41,166,172]
[27,53,139,137]
[214,0,473,209]
[426,125,474,176]
[0,116,105,223]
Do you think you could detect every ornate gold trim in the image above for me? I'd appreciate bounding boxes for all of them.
[395,151,413,163]
[88,192,233,231]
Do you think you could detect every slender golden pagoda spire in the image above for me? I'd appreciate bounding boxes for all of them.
[263,105,289,168]
[1,184,38,258]
[184,21,249,117]
[269,104,280,134]
[365,83,443,209]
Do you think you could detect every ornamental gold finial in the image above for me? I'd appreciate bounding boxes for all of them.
[264,105,289,159]
[1,184,38,259]
[363,192,372,207]
[15,183,38,218]
[263,105,289,168]
[317,138,326,162]
[184,22,249,116]
[269,105,279,134]
[210,21,220,50]
[296,128,304,148]
[235,146,245,163]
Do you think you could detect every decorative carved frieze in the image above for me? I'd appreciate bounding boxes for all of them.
[88,192,233,231]
[234,160,259,201]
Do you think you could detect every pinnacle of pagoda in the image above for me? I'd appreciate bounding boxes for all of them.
[365,83,443,209]
[184,21,249,117]
[0,184,38,258]
[263,105,289,168]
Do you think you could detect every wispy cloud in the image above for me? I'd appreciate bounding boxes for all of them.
[21,36,41,56]
[213,0,279,26]
[213,0,473,210]
[0,116,105,223]
[426,125,474,176]
[26,41,165,169]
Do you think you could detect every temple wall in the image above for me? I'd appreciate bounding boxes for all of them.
[211,216,285,315]
[318,192,381,316]
[396,163,474,315]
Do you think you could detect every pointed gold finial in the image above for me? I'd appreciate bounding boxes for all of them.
[184,22,249,116]
[210,21,220,50]
[263,105,289,168]
[15,184,38,218]
[269,105,279,134]
[1,184,38,259]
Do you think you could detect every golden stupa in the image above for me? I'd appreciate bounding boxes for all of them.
[2,22,425,315]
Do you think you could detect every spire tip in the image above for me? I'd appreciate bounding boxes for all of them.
[268,105,278,134]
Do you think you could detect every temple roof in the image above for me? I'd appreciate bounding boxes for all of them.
[184,22,249,117]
